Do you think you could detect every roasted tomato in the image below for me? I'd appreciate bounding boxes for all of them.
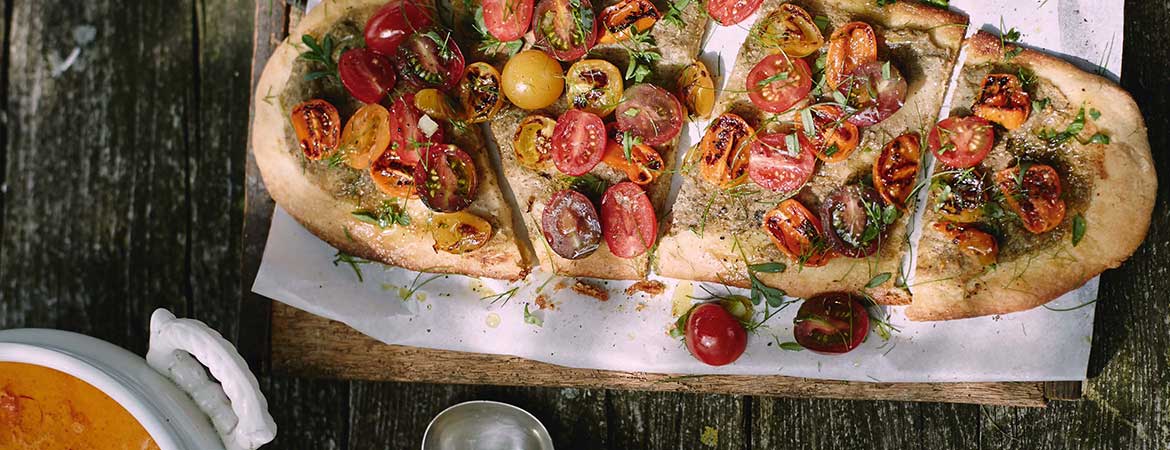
[534,0,598,61]
[601,182,658,258]
[291,99,341,160]
[825,22,877,89]
[614,84,685,146]
[820,185,887,258]
[604,125,665,185]
[483,0,536,42]
[794,292,869,354]
[364,0,435,56]
[706,0,766,26]
[754,3,824,57]
[973,73,1032,130]
[677,60,716,119]
[873,132,921,209]
[802,104,860,163]
[338,48,397,104]
[933,222,998,266]
[598,0,659,44]
[389,94,445,167]
[414,88,461,121]
[369,147,417,198]
[749,132,816,193]
[685,303,748,366]
[513,115,558,170]
[928,116,995,169]
[338,103,392,170]
[747,54,813,113]
[459,62,505,123]
[551,109,607,176]
[395,30,466,90]
[413,144,479,212]
[995,164,1067,234]
[431,211,494,254]
[697,113,754,188]
[839,60,907,127]
[937,170,989,222]
[763,199,833,267]
[566,59,624,116]
[542,189,603,259]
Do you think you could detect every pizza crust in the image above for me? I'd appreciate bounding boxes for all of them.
[906,31,1155,321]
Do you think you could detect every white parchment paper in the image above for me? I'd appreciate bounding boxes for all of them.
[256,0,1123,382]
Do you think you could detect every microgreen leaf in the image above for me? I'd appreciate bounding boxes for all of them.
[1072,214,1086,246]
[866,272,892,288]
[748,262,787,273]
[779,341,804,351]
[523,304,544,327]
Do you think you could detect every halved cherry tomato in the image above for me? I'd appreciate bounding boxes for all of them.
[604,125,665,185]
[389,94,446,167]
[763,199,833,267]
[794,292,869,354]
[432,211,494,254]
[614,84,684,146]
[802,104,859,163]
[706,0,765,26]
[566,59,624,116]
[338,103,392,170]
[338,48,397,104]
[825,22,877,89]
[551,109,607,176]
[369,147,417,198]
[754,4,825,57]
[839,60,907,127]
[413,144,479,212]
[513,115,558,170]
[873,132,921,209]
[749,132,816,193]
[542,189,603,259]
[974,73,1032,130]
[598,0,659,44]
[459,62,505,123]
[685,303,747,366]
[928,116,995,169]
[395,30,466,90]
[933,222,998,266]
[937,170,989,222]
[533,0,598,61]
[697,113,753,188]
[365,0,435,56]
[291,99,341,160]
[483,0,536,42]
[677,60,716,119]
[747,54,812,113]
[414,88,461,121]
[601,181,657,258]
[820,185,885,258]
[994,164,1067,234]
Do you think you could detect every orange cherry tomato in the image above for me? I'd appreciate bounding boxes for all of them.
[755,3,825,57]
[762,199,833,267]
[459,62,505,123]
[598,0,660,44]
[873,132,922,209]
[290,99,341,160]
[802,104,859,163]
[338,104,392,170]
[825,22,877,89]
[973,73,1032,130]
[368,146,417,198]
[933,221,999,266]
[603,125,665,185]
[995,164,1067,234]
[697,113,754,188]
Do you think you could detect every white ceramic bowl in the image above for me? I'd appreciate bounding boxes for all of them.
[0,309,276,450]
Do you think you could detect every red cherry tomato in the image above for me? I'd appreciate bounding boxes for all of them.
[364,1,435,56]
[600,182,657,258]
[746,54,812,113]
[749,132,816,193]
[819,185,885,258]
[542,189,603,259]
[413,144,478,212]
[685,303,748,366]
[389,94,446,167]
[794,292,869,354]
[614,84,685,146]
[839,60,907,127]
[395,30,466,90]
[483,0,536,42]
[551,109,607,176]
[533,0,598,61]
[928,116,995,169]
[706,0,766,26]
[338,48,397,104]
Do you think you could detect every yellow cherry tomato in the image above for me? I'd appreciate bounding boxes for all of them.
[501,49,564,110]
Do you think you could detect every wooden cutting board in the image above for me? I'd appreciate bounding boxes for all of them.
[244,1,1082,408]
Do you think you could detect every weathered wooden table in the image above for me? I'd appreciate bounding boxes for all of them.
[2,0,1167,448]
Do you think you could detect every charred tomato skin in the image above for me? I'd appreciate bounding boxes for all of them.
[291,99,342,160]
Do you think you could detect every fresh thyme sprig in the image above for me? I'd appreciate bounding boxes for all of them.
[332,251,370,282]
[299,34,339,82]
[352,200,411,229]
[481,286,521,306]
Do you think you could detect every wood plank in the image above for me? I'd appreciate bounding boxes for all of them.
[752,397,918,450]
[270,303,1058,407]
[606,391,745,450]
[260,376,352,450]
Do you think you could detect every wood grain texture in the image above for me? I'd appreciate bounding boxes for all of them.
[607,391,746,450]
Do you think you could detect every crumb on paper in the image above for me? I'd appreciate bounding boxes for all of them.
[625,280,666,297]
[700,426,718,447]
[485,312,501,328]
[554,279,571,291]
[572,280,609,301]
[635,302,648,312]
[535,294,556,310]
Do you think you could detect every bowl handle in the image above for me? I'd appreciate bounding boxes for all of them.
[146,309,277,450]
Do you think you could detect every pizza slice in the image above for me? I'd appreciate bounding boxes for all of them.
[907,31,1155,321]
[252,0,533,280]
[656,0,967,304]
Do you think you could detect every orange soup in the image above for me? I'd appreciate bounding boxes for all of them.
[0,362,160,450]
